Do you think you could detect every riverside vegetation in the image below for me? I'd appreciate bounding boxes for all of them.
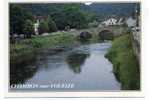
[10,31,140,90]
[10,32,77,67]
[10,31,100,68]
[105,33,140,90]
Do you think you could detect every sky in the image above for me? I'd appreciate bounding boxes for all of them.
[84,2,92,6]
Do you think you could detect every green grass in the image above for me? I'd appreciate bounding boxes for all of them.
[105,34,140,90]
[10,32,76,67]
[10,43,35,67]
[22,32,76,48]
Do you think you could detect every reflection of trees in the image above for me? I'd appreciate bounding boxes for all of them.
[66,52,89,74]
[79,39,90,44]
[10,64,38,85]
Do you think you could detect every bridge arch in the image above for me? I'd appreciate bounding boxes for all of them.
[98,30,114,41]
[79,31,92,40]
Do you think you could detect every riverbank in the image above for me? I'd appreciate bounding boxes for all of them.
[105,33,140,90]
[10,32,78,67]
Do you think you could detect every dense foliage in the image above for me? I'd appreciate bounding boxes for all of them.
[19,3,138,22]
[10,5,34,37]
[47,4,91,29]
[105,34,140,90]
[23,19,34,38]
[47,16,58,32]
[38,20,49,34]
[10,3,138,35]
[10,4,97,31]
[64,5,89,29]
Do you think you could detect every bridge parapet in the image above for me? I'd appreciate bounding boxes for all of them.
[67,25,128,38]
[98,25,128,37]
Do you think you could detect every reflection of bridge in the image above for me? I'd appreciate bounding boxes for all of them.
[67,25,128,37]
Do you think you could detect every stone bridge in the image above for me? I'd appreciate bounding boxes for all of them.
[67,25,128,38]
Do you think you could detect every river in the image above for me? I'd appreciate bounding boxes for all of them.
[10,42,121,91]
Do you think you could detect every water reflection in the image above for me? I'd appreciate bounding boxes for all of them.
[10,42,121,91]
[79,39,90,44]
[10,65,38,85]
[66,52,89,73]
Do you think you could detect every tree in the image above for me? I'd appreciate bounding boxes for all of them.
[10,4,34,36]
[63,5,88,29]
[47,16,57,32]
[48,4,89,30]
[49,7,67,30]
[23,20,34,38]
[10,5,26,35]
[38,20,49,34]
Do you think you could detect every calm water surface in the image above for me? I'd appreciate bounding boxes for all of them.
[10,42,121,91]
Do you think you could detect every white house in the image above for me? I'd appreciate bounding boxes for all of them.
[117,18,125,25]
[101,18,117,26]
[34,19,39,35]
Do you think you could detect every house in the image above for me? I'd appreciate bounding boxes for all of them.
[34,20,39,35]
[116,18,125,25]
[101,18,117,26]
[99,17,126,27]
[33,16,48,35]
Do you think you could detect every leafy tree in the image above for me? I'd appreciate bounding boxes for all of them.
[10,4,34,36]
[49,7,67,30]
[48,4,89,30]
[23,19,34,38]
[10,5,25,35]
[47,16,57,32]
[38,20,49,34]
[63,5,88,29]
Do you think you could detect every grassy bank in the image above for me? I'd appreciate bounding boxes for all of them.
[10,32,77,67]
[105,34,140,90]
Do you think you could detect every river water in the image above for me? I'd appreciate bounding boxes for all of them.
[10,42,121,91]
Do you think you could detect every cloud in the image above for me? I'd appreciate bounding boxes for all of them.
[84,2,92,6]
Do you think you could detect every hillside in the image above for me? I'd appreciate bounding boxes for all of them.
[11,3,138,18]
